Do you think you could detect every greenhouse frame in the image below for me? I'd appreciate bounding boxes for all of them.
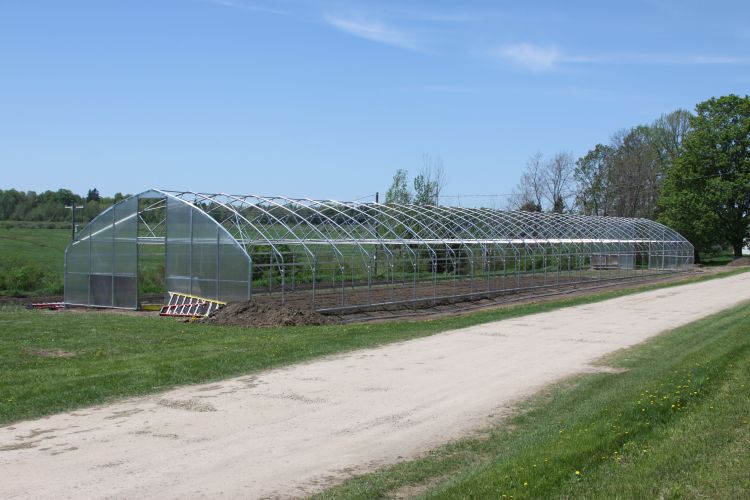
[64,189,695,312]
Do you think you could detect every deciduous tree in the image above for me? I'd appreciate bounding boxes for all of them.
[660,94,750,259]
[385,169,411,205]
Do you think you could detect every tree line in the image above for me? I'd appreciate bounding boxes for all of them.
[384,94,749,261]
[385,153,447,206]
[507,109,692,219]
[0,188,127,223]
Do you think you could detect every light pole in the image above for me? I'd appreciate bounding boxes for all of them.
[65,204,84,240]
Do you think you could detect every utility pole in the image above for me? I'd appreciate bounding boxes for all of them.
[65,204,84,240]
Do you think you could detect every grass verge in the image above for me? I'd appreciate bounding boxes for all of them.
[313,301,750,499]
[0,268,748,426]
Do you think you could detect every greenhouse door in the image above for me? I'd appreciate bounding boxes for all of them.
[137,192,168,307]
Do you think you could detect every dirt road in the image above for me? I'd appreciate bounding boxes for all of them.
[2,272,749,499]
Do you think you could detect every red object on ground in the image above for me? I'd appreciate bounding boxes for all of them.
[27,302,66,310]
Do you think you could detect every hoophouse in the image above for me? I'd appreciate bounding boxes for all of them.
[63,189,694,311]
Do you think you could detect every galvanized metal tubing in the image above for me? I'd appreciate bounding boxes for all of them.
[63,189,694,311]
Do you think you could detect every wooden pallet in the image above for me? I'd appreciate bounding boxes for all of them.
[27,302,66,311]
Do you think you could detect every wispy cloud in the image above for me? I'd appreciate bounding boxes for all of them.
[490,43,561,71]
[323,14,423,51]
[380,7,481,23]
[201,0,288,16]
[490,42,749,71]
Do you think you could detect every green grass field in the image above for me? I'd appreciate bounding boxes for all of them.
[0,227,70,273]
[1,268,747,427]
[315,301,750,499]
[0,228,70,295]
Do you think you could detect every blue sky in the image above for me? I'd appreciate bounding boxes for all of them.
[1,0,748,204]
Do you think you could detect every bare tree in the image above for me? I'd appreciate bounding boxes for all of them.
[509,151,574,212]
[508,152,545,211]
[651,109,692,166]
[414,153,448,205]
[606,127,661,218]
[574,143,614,215]
[544,152,575,213]
[573,110,691,219]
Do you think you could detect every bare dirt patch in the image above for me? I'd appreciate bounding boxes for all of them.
[727,256,750,267]
[23,348,75,358]
[201,270,714,328]
[157,398,217,412]
[203,301,331,327]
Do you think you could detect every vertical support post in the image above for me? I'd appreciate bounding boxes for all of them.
[312,264,316,309]
[367,263,372,305]
[291,251,295,291]
[216,225,220,301]
[432,259,437,300]
[164,197,168,304]
[65,204,84,240]
[188,203,194,296]
[340,266,345,307]
[247,252,255,300]
[88,215,92,305]
[413,263,417,300]
[111,205,115,308]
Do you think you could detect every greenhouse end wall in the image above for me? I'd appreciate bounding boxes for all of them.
[64,190,252,309]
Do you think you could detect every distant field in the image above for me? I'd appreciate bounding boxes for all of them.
[0,227,163,296]
[0,227,70,275]
[0,228,70,295]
